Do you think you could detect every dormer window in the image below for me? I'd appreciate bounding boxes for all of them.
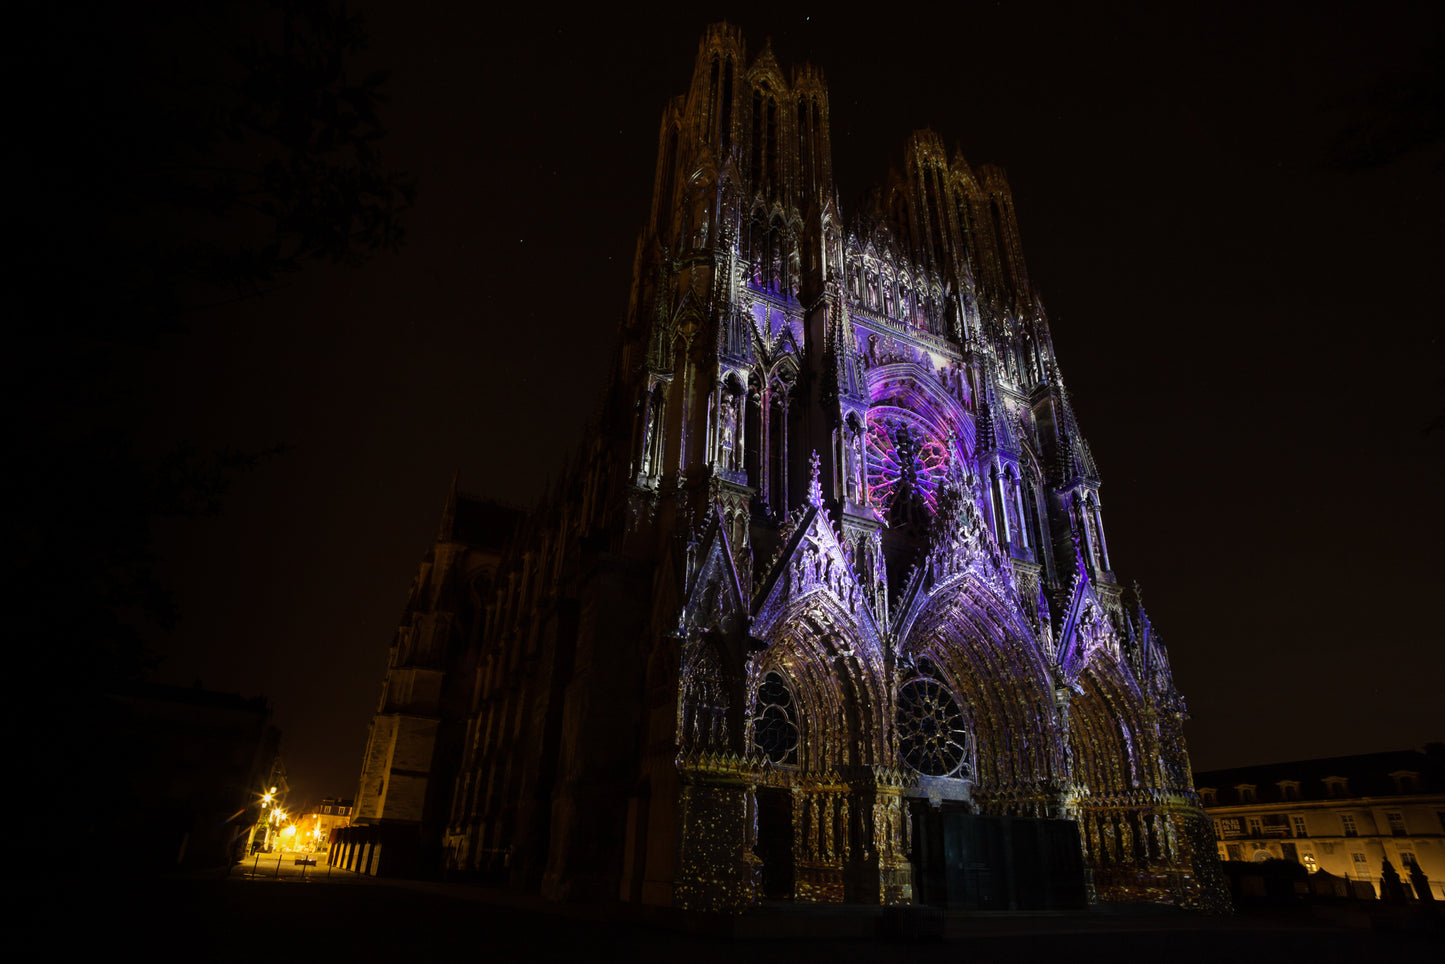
[1390,771,1419,795]
[1323,776,1349,798]
[1235,784,1258,803]
[1277,780,1301,801]
[1200,788,1218,807]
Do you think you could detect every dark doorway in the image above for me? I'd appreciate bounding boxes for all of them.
[755,787,795,899]
[910,805,1086,910]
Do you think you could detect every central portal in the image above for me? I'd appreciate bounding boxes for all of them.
[909,804,1088,910]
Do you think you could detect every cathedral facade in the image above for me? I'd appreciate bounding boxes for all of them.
[348,25,1227,913]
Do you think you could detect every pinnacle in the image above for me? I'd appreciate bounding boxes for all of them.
[437,469,461,542]
[753,37,780,74]
[807,450,825,507]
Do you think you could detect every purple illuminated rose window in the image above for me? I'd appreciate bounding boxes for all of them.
[866,419,950,520]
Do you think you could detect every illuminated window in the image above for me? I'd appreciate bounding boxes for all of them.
[1302,853,1318,872]
[1292,815,1308,838]
[1341,813,1358,837]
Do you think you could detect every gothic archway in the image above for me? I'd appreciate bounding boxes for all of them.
[898,575,1062,812]
[747,595,891,902]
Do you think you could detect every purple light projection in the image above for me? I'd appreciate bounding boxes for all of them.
[865,418,951,520]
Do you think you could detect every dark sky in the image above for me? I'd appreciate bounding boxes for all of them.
[139,3,1443,805]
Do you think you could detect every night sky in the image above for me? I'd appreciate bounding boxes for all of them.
[129,4,1442,805]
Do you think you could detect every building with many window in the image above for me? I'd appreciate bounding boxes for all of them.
[1196,748,1445,899]
[298,797,354,852]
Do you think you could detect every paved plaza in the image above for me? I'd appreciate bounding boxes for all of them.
[29,857,1441,963]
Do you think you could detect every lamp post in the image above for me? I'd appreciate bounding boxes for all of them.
[271,809,288,878]
[261,789,278,852]
[245,786,279,875]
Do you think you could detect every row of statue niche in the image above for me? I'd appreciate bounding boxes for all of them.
[847,260,942,333]
[797,792,850,864]
[1083,809,1179,867]
[747,225,801,297]
[714,372,806,477]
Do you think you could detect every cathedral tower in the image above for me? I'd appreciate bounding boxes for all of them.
[351,25,1227,913]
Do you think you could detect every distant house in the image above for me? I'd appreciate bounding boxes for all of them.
[1195,747,1445,899]
[297,797,354,851]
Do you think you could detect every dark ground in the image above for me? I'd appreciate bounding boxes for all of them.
[30,871,1441,962]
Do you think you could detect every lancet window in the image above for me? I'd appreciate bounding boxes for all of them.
[768,392,787,515]
[703,55,734,152]
[636,383,666,480]
[1023,467,1048,562]
[745,374,762,490]
[751,671,799,765]
[750,89,780,192]
[751,367,803,517]
[1087,495,1111,571]
[990,464,1010,545]
[657,126,679,237]
[1008,467,1028,549]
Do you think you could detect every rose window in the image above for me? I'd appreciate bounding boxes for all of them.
[897,676,970,777]
[866,419,950,520]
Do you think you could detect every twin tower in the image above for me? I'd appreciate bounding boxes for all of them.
[346,24,1227,913]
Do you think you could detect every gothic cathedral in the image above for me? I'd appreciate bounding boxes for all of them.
[346,25,1228,913]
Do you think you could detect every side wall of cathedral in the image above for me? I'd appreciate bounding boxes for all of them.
[363,24,1228,913]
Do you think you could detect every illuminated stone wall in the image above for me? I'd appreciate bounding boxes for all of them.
[390,24,1228,912]
[350,493,517,875]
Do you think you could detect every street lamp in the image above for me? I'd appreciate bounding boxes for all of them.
[245,786,281,857]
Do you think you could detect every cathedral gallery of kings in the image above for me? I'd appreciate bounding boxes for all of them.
[343,25,1230,915]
